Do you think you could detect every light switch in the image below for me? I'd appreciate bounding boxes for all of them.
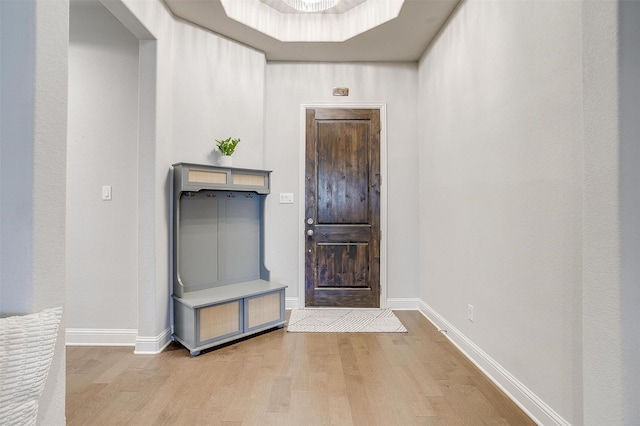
[279,193,294,204]
[102,185,112,201]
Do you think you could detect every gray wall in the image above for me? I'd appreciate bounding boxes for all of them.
[0,0,68,423]
[125,0,267,350]
[618,1,640,418]
[67,0,139,337]
[418,0,640,424]
[66,0,268,351]
[170,22,266,169]
[264,62,420,305]
[418,1,583,423]
[582,1,640,423]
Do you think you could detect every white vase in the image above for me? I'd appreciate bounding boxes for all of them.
[219,155,232,167]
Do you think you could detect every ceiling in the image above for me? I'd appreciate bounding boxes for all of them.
[163,0,461,62]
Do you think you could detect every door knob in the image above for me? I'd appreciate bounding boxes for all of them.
[307,229,314,236]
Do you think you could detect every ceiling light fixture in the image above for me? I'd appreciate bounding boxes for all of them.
[283,0,340,13]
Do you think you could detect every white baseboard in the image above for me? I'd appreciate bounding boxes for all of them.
[134,327,172,355]
[65,327,172,354]
[285,297,299,310]
[65,328,137,346]
[418,301,569,426]
[386,297,420,309]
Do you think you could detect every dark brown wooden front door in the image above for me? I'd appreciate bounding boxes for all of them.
[305,108,381,308]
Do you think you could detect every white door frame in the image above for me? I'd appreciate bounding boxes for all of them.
[297,103,388,308]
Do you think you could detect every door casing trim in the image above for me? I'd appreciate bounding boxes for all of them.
[298,103,388,308]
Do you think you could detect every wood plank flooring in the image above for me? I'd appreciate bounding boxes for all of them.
[66,311,535,425]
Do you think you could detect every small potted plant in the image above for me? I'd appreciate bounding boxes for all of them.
[215,137,240,167]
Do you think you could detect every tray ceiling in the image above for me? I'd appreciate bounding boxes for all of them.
[163,0,460,62]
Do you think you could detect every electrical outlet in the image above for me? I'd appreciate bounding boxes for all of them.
[467,304,474,322]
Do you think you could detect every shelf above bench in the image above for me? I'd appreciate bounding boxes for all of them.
[173,162,271,194]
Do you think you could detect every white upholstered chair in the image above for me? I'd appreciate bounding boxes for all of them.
[0,307,62,426]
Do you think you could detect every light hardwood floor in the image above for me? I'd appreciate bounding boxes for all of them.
[66,311,535,425]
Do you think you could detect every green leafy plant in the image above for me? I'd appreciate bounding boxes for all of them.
[215,137,240,156]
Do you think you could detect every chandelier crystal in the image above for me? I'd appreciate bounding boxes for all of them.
[283,0,340,13]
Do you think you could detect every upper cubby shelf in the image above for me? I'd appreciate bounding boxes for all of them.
[173,162,271,194]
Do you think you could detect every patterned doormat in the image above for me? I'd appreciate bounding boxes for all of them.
[287,308,407,333]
